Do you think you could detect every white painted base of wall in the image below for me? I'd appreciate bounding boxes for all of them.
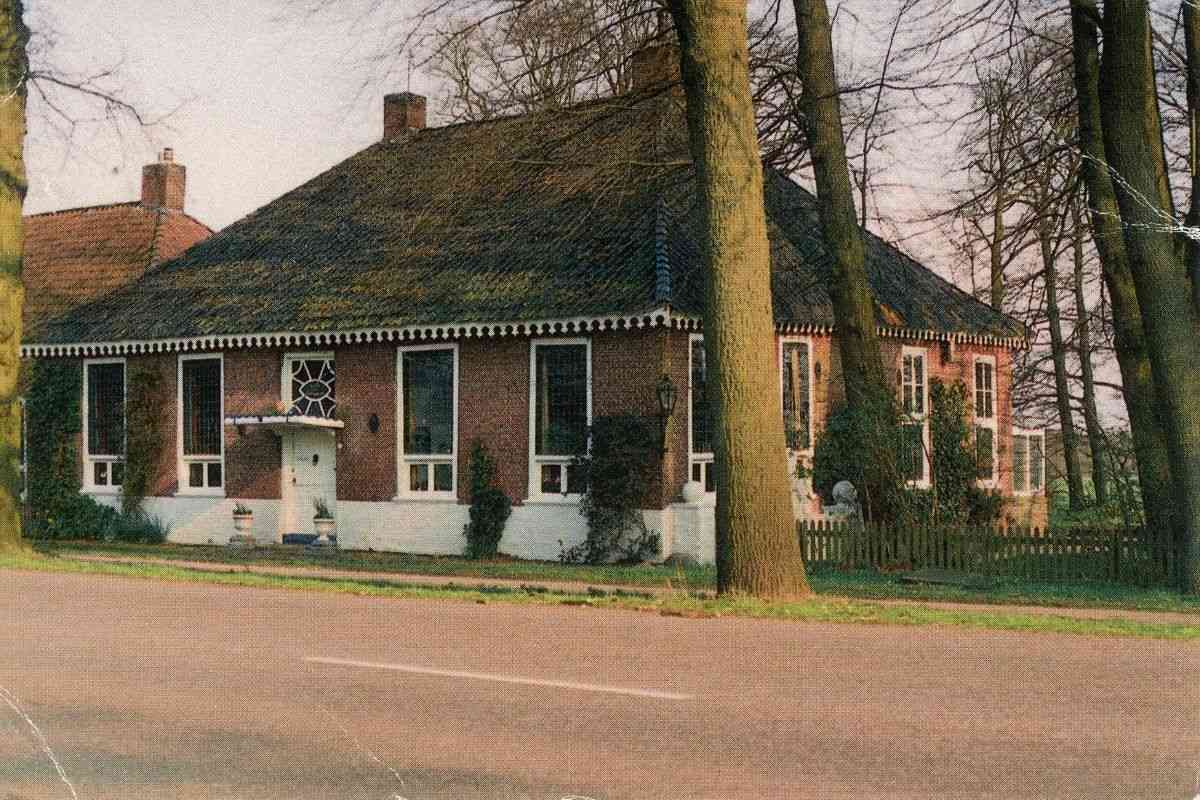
[112,495,718,564]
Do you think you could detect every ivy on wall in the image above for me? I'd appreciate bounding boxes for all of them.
[25,359,84,537]
[123,363,167,516]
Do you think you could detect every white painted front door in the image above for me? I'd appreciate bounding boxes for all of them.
[283,428,337,535]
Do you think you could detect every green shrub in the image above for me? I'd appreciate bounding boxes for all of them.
[561,415,659,565]
[110,509,170,544]
[463,441,512,559]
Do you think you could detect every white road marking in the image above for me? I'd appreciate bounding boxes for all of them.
[304,657,695,701]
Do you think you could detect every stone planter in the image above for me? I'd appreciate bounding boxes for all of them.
[232,513,253,533]
[681,480,706,504]
[313,517,336,545]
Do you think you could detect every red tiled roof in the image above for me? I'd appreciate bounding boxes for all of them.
[23,202,212,337]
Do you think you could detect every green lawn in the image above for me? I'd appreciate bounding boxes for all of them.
[3,549,1197,640]
[33,539,1200,616]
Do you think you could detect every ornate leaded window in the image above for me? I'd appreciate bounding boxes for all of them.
[530,340,590,497]
[399,346,457,497]
[781,340,812,452]
[289,358,336,418]
[689,336,714,494]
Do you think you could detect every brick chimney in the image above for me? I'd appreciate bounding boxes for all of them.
[383,93,427,140]
[141,148,186,211]
[630,42,680,92]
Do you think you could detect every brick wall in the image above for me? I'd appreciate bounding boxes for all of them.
[336,345,397,502]
[223,349,283,499]
[457,337,531,504]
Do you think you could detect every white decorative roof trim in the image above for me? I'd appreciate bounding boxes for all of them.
[669,314,1026,350]
[21,308,674,358]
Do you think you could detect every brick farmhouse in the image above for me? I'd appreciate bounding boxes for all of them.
[22,51,1046,562]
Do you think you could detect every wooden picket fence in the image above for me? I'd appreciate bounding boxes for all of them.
[797,519,1179,587]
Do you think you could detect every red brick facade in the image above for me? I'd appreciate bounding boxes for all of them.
[52,327,1043,526]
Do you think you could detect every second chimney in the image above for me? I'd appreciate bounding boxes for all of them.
[384,93,427,140]
[141,148,186,211]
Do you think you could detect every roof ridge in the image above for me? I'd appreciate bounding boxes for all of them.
[25,200,142,219]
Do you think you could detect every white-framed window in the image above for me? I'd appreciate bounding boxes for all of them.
[83,358,126,492]
[780,337,813,454]
[688,334,714,495]
[397,344,458,499]
[529,338,591,500]
[899,346,929,486]
[178,354,224,495]
[18,397,26,501]
[283,352,336,418]
[1012,427,1045,495]
[974,354,998,487]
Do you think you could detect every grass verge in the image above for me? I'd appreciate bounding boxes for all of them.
[35,540,1200,616]
[5,550,1199,640]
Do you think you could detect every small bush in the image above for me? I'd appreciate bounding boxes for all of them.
[110,509,170,544]
[463,441,512,559]
[561,415,659,565]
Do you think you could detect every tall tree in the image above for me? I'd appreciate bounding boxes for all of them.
[1069,199,1108,506]
[0,0,27,554]
[1070,0,1174,541]
[1097,0,1200,592]
[792,0,890,412]
[666,0,810,598]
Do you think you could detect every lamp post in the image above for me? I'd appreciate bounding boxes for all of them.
[656,374,678,454]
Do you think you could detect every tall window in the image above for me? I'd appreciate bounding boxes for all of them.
[84,359,125,490]
[1013,429,1045,494]
[781,340,812,452]
[399,346,457,496]
[180,356,223,492]
[288,357,336,418]
[900,348,928,484]
[531,340,589,497]
[689,336,714,493]
[974,356,998,485]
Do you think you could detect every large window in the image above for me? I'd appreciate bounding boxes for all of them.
[399,345,457,497]
[899,347,929,485]
[1013,428,1045,494]
[781,339,812,452]
[689,336,714,494]
[84,359,125,491]
[530,340,590,497]
[974,356,998,485]
[179,356,223,493]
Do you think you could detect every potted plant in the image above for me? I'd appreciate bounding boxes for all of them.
[230,502,255,546]
[312,497,336,545]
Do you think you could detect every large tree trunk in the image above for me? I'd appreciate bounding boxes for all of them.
[1099,0,1200,592]
[1184,0,1200,312]
[0,0,27,554]
[792,0,889,410]
[666,0,810,598]
[1070,0,1174,544]
[1070,201,1108,506]
[1037,212,1086,511]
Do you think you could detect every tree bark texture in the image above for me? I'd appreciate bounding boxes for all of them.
[1037,213,1086,511]
[792,0,890,410]
[1070,0,1174,541]
[1099,0,1200,592]
[0,0,27,554]
[667,0,810,598]
[1184,1,1200,312]
[1070,201,1108,506]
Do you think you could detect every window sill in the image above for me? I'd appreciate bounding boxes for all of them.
[174,489,226,499]
[82,488,122,497]
[524,496,583,506]
[391,495,460,504]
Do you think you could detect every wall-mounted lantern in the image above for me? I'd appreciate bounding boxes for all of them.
[368,413,381,434]
[656,374,678,454]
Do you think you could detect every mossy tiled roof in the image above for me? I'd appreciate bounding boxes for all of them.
[29,91,1023,347]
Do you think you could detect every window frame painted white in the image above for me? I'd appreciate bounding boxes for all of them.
[687,333,715,498]
[177,353,225,497]
[527,337,592,503]
[899,345,930,488]
[396,343,459,501]
[778,335,815,457]
[973,354,999,489]
[1012,427,1046,496]
[281,351,336,418]
[82,356,127,495]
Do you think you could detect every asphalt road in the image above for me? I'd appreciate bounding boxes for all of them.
[0,570,1196,800]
